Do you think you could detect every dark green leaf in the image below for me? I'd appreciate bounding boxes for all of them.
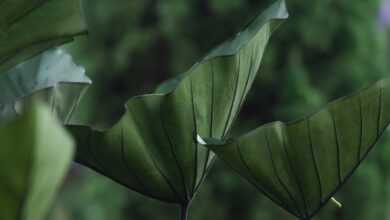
[69,0,288,206]
[0,100,74,220]
[0,0,87,73]
[204,79,390,219]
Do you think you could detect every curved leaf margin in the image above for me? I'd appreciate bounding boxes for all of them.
[68,0,288,207]
[203,78,390,219]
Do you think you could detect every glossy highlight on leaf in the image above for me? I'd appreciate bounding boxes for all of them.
[204,79,390,220]
[0,49,92,123]
[0,100,74,220]
[0,0,87,73]
[68,0,288,209]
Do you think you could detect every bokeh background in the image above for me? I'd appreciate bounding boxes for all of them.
[49,0,390,219]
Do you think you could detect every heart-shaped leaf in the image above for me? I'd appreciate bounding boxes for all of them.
[0,0,87,73]
[0,100,74,220]
[204,79,390,219]
[69,0,288,212]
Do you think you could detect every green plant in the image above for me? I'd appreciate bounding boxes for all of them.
[204,79,390,219]
[1,0,390,220]
[0,1,88,220]
[0,0,87,73]
[68,1,287,219]
[0,47,91,219]
[0,100,74,220]
[66,1,390,219]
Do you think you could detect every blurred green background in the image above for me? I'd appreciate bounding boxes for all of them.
[50,0,390,219]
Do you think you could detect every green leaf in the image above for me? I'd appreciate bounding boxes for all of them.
[69,0,288,208]
[0,0,87,73]
[0,49,91,123]
[0,0,47,28]
[203,79,390,219]
[0,100,74,220]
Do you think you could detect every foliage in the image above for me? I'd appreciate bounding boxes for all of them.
[0,0,389,220]
[0,47,90,220]
[0,1,88,219]
[0,49,91,123]
[69,1,287,215]
[205,79,390,219]
[0,0,87,73]
[0,101,74,220]
[66,0,390,219]
[64,0,390,220]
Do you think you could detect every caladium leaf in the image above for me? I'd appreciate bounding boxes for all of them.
[68,0,288,211]
[0,49,91,123]
[0,100,74,220]
[0,0,87,73]
[204,79,390,219]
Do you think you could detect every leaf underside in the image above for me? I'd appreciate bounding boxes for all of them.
[69,0,288,205]
[206,79,390,219]
[0,0,87,73]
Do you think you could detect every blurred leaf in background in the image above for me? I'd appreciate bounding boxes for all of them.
[0,1,89,220]
[0,49,91,124]
[0,47,91,220]
[0,0,87,73]
[61,0,390,219]
[0,101,74,220]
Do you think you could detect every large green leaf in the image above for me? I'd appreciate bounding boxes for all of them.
[203,79,390,219]
[0,100,74,220]
[0,49,91,123]
[69,0,288,210]
[0,0,87,73]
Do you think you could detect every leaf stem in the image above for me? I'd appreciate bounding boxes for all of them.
[180,203,189,220]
